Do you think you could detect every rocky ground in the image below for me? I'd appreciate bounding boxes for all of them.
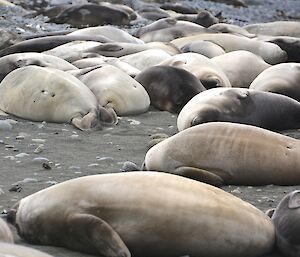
[0,0,300,256]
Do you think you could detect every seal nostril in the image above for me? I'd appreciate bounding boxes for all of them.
[51,93,55,97]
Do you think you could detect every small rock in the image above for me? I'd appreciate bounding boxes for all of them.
[0,140,4,144]
[9,184,22,192]
[5,119,18,125]
[42,162,51,170]
[45,181,57,185]
[4,156,15,160]
[0,188,5,195]
[120,161,140,172]
[19,178,38,183]
[88,163,99,167]
[5,145,14,149]
[32,157,49,163]
[33,145,44,154]
[96,156,114,162]
[32,139,46,143]
[127,119,141,125]
[69,166,81,170]
[0,120,12,130]
[15,153,29,158]
[70,134,79,139]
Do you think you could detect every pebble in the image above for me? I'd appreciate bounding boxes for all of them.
[5,119,18,125]
[33,145,44,153]
[127,119,141,125]
[32,157,49,163]
[120,161,140,172]
[18,178,38,183]
[0,140,4,144]
[32,138,46,143]
[5,145,14,149]
[4,156,15,160]
[231,188,241,194]
[69,165,81,170]
[96,156,114,162]
[88,163,99,167]
[0,120,12,130]
[45,181,57,185]
[15,153,29,158]
[42,162,52,170]
[0,188,4,195]
[70,134,79,139]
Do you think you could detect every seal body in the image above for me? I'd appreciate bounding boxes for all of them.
[0,242,53,257]
[177,88,300,131]
[145,122,300,185]
[270,191,300,257]
[135,65,205,113]
[12,172,274,257]
[250,63,300,102]
[0,65,117,130]
[0,219,13,243]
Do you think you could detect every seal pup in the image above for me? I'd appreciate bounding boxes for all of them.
[177,88,300,131]
[211,50,271,88]
[135,65,206,113]
[144,122,300,186]
[160,53,231,89]
[0,66,117,130]
[267,190,300,257]
[171,33,287,64]
[176,10,219,27]
[0,218,13,243]
[250,63,300,102]
[70,65,150,116]
[0,242,54,257]
[0,52,77,82]
[7,172,275,257]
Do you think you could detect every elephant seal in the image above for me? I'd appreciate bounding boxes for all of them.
[0,35,112,57]
[120,49,171,71]
[70,65,150,115]
[139,22,211,43]
[160,3,197,14]
[144,122,300,186]
[244,21,300,38]
[0,66,117,130]
[72,57,141,77]
[177,88,300,131]
[6,172,275,257]
[180,40,226,58]
[48,4,131,28]
[69,25,144,45]
[0,52,77,82]
[135,65,206,113]
[176,10,219,28]
[211,50,271,88]
[171,33,287,64]
[209,23,256,38]
[250,63,300,102]
[0,242,53,257]
[160,53,231,89]
[0,219,13,243]
[268,190,300,257]
[258,35,300,63]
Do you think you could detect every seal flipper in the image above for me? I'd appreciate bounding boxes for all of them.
[66,213,131,257]
[174,166,224,187]
[71,111,99,131]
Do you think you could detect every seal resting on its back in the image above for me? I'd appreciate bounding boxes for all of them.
[7,172,274,257]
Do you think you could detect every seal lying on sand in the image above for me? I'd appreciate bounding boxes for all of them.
[0,242,54,257]
[144,122,300,186]
[0,65,117,130]
[177,88,300,131]
[6,172,274,257]
[0,218,13,243]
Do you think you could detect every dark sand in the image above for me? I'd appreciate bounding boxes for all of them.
[0,0,300,256]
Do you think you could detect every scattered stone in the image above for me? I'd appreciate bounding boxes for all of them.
[0,140,4,144]
[69,165,81,170]
[4,156,15,160]
[0,188,5,195]
[70,134,79,139]
[15,153,29,158]
[120,161,140,172]
[0,120,12,130]
[9,184,21,192]
[5,145,14,149]
[45,181,57,185]
[19,178,38,183]
[42,162,52,170]
[32,138,46,143]
[33,144,44,153]
[32,157,49,163]
[12,148,19,152]
[127,119,141,125]
[96,156,114,162]
[5,119,18,125]
[231,188,241,194]
[88,163,99,167]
